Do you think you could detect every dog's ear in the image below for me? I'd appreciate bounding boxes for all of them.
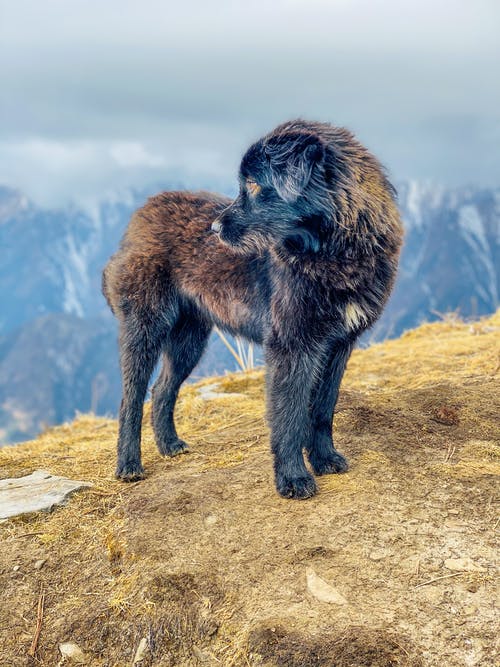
[265,136,325,203]
[282,228,321,255]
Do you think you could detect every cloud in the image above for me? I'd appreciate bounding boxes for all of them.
[0,139,169,175]
[108,142,166,168]
[0,0,499,204]
[0,136,236,205]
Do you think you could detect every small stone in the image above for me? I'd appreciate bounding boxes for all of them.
[463,605,477,615]
[192,645,211,662]
[204,514,217,527]
[34,559,46,570]
[59,642,87,664]
[399,555,420,574]
[13,565,20,572]
[133,637,148,664]
[444,520,467,531]
[306,567,347,605]
[444,557,486,572]
[419,586,443,604]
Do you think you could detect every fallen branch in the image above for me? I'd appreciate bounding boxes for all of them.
[28,587,45,657]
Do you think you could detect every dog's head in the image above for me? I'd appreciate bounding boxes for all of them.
[212,124,337,257]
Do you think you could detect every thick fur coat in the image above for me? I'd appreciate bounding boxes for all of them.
[103,119,403,498]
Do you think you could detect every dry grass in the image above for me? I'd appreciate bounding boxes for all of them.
[0,312,499,666]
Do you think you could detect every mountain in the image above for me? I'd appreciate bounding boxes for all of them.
[0,181,498,443]
[373,182,500,338]
[0,185,144,332]
[0,314,119,443]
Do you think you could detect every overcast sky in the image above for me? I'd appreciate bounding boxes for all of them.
[1,0,499,206]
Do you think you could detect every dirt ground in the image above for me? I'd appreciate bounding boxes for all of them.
[0,313,498,666]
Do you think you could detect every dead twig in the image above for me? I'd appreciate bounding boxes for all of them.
[414,572,464,589]
[214,326,245,370]
[444,444,456,463]
[28,587,45,657]
[214,326,255,371]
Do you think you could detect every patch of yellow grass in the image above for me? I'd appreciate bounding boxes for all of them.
[0,310,499,665]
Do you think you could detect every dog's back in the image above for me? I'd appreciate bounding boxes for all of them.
[102,191,232,320]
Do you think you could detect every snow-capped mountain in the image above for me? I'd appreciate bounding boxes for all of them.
[0,181,498,443]
[0,185,145,333]
[374,181,499,339]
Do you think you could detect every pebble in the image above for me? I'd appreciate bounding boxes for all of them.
[444,520,468,531]
[463,605,477,616]
[192,645,211,662]
[419,586,443,603]
[34,559,46,570]
[132,637,148,664]
[59,642,87,664]
[444,557,486,572]
[204,514,218,527]
[306,567,347,605]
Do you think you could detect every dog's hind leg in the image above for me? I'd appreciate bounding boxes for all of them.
[151,306,212,457]
[307,340,353,475]
[115,314,165,481]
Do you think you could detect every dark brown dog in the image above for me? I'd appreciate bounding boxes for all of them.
[103,119,403,498]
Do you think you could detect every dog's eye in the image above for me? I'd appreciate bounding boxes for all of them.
[246,178,261,197]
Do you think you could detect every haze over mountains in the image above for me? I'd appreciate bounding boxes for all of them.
[1,181,498,444]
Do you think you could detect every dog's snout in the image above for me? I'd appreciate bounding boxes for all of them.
[211,220,221,233]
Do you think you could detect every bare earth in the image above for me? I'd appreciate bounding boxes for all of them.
[0,313,498,666]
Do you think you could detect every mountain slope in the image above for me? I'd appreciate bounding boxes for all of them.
[0,313,498,666]
[376,182,500,337]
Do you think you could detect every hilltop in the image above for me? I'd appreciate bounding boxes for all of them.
[0,313,499,666]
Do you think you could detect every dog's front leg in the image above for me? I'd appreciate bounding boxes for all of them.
[307,340,352,475]
[265,334,318,499]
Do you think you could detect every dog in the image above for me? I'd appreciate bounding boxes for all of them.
[102,119,403,498]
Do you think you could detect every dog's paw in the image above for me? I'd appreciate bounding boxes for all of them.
[276,472,317,499]
[157,438,190,457]
[309,450,349,476]
[115,461,146,482]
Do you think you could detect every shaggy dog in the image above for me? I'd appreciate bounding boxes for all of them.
[103,119,403,498]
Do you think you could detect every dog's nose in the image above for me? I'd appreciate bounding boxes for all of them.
[211,220,221,233]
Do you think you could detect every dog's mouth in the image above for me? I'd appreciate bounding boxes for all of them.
[211,217,243,246]
[216,227,245,249]
[212,221,266,256]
